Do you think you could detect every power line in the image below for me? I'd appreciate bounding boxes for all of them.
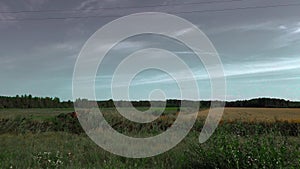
[0,0,243,14]
[1,2,300,22]
[176,2,300,14]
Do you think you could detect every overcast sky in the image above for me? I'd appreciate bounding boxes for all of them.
[0,0,300,101]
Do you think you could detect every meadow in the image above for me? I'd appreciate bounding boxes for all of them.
[0,108,299,168]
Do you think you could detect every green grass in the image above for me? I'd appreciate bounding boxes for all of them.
[0,108,74,120]
[0,132,191,169]
[0,129,299,168]
[0,107,178,120]
[0,108,299,168]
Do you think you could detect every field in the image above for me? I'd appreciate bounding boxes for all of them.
[0,108,299,168]
[199,108,300,123]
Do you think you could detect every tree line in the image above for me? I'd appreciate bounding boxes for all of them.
[0,95,300,108]
[225,98,300,108]
[0,95,73,108]
[75,99,181,108]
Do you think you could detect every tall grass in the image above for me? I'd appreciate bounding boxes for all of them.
[0,108,299,168]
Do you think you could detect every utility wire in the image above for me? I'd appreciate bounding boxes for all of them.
[0,0,243,14]
[0,2,300,21]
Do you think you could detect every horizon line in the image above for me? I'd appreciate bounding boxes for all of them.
[1,94,300,102]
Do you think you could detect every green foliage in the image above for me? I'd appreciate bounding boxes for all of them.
[51,113,84,134]
[186,130,300,169]
[0,108,299,168]
[0,127,299,168]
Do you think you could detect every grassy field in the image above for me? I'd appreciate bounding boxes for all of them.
[0,108,299,168]
[2,107,299,122]
[0,108,74,121]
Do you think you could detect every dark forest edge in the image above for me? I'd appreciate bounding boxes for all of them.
[1,95,300,108]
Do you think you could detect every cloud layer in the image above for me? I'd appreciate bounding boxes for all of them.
[0,0,299,101]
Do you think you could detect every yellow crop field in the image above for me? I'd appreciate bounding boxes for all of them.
[198,108,300,123]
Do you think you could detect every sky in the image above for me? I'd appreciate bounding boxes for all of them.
[0,0,300,101]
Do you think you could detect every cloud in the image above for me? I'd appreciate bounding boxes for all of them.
[25,0,49,9]
[173,27,194,37]
[47,41,83,53]
[206,21,276,35]
[224,56,300,77]
[278,25,287,30]
[93,54,300,88]
[292,27,300,34]
[0,2,16,24]
[271,23,300,48]
[244,76,300,83]
[0,0,47,26]
[76,0,102,10]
